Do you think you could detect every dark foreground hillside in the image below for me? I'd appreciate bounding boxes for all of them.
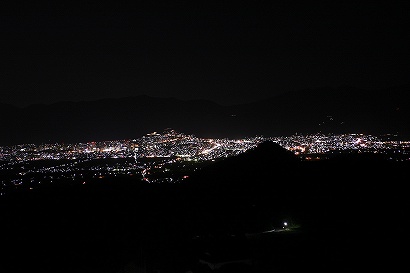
[1,141,409,273]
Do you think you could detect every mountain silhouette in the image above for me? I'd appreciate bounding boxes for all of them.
[185,140,299,194]
[183,138,408,231]
[1,85,410,146]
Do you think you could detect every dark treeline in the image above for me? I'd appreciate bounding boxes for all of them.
[1,141,408,272]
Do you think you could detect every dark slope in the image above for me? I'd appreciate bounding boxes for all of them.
[1,143,408,272]
[0,177,198,273]
[182,141,409,271]
[185,140,408,229]
[185,141,300,200]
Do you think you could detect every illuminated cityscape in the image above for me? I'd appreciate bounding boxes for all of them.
[1,128,409,195]
[2,2,409,272]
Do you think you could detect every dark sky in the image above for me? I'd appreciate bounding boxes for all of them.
[1,1,410,107]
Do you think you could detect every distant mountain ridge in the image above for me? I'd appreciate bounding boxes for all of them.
[1,85,409,146]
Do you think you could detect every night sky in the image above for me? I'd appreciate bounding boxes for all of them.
[1,1,410,107]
